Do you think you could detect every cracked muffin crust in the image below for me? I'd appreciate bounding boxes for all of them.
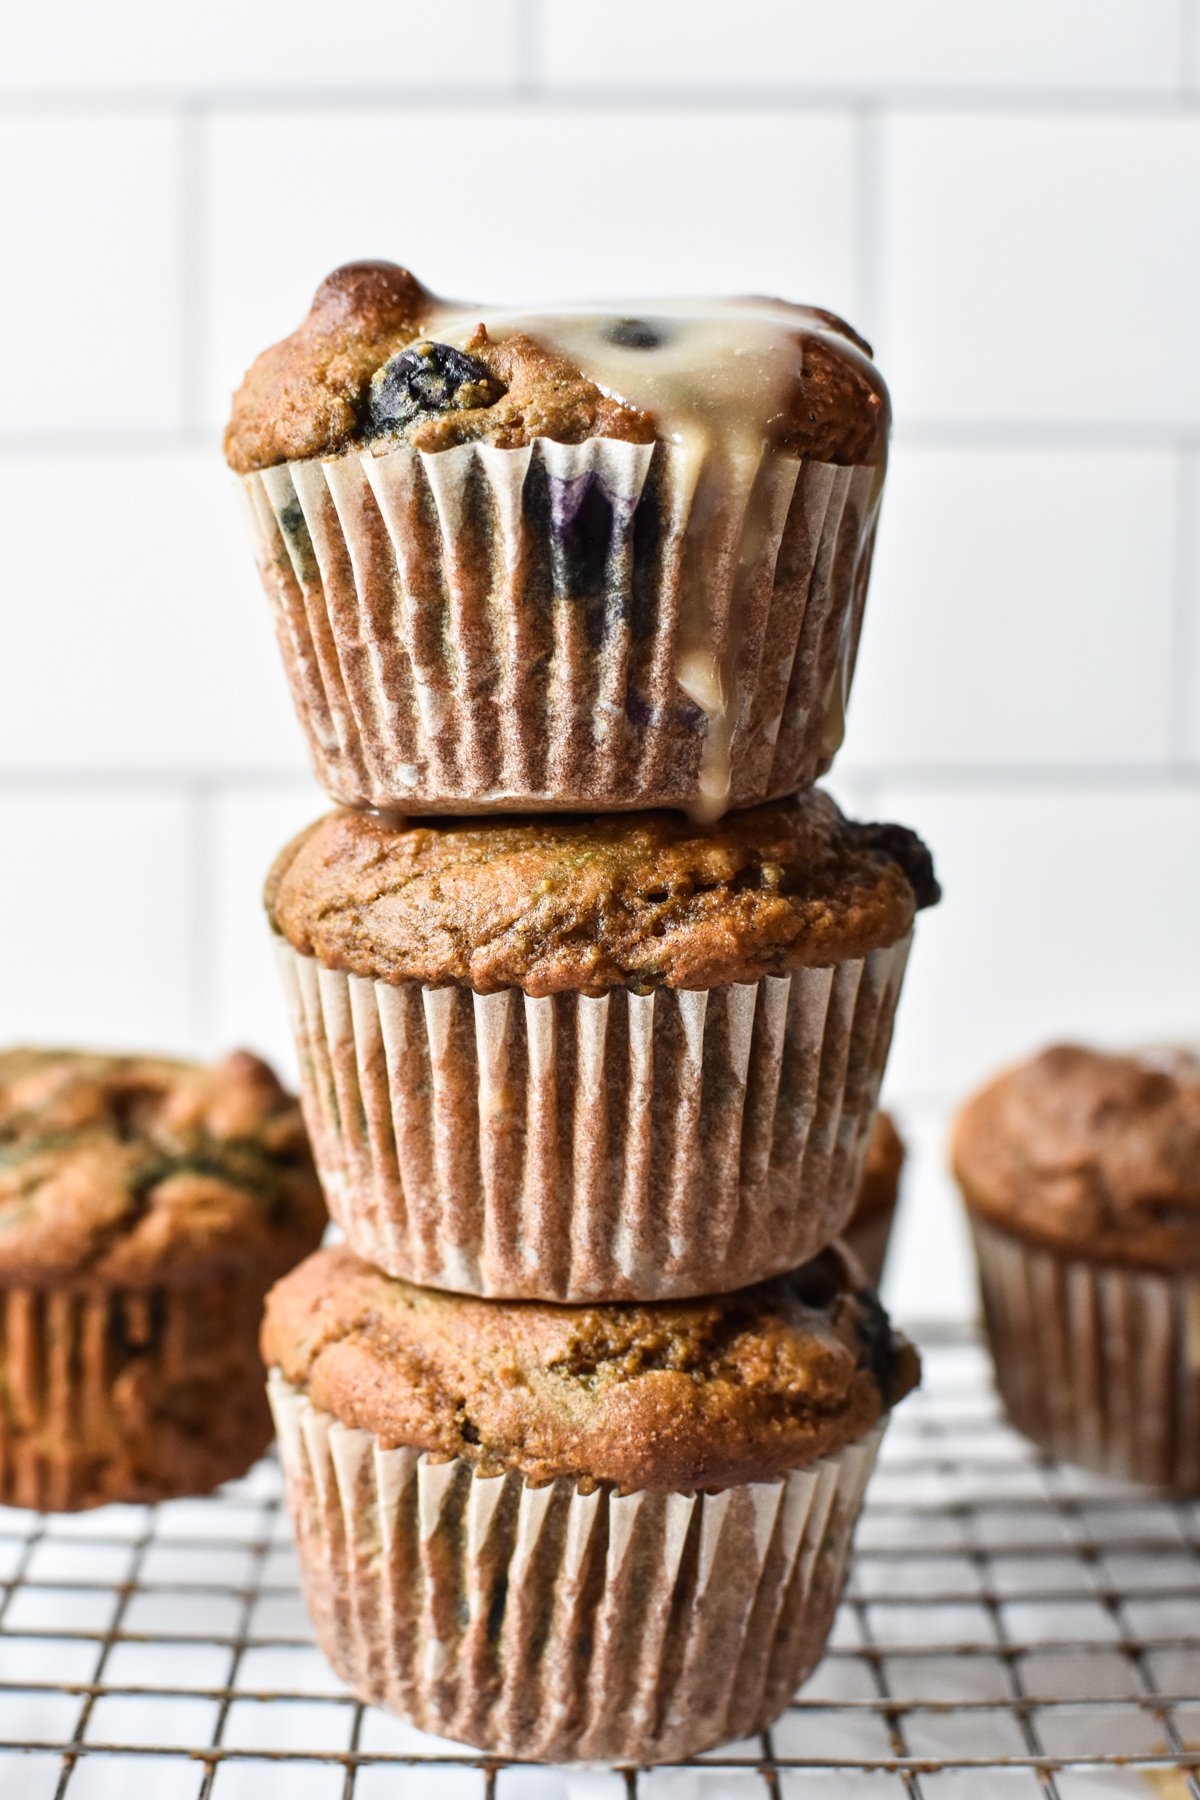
[263,1240,919,1493]
[0,1047,327,1285]
[265,790,939,999]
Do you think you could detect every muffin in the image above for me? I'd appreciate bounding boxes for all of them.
[227,261,890,821]
[264,1239,918,1762]
[267,791,938,1302]
[841,1110,904,1288]
[0,1047,327,1510]
[953,1044,1200,1493]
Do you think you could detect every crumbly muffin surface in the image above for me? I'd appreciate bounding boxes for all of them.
[0,1048,327,1285]
[224,262,430,474]
[266,792,938,997]
[953,1044,1200,1272]
[224,260,889,474]
[263,1242,918,1492]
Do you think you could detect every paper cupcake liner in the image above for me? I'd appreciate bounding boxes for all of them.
[275,932,910,1302]
[970,1216,1200,1494]
[0,1274,275,1512]
[268,1370,883,1762]
[241,437,882,816]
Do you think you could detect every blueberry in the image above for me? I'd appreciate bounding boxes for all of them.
[369,340,502,433]
[855,821,941,911]
[604,318,668,350]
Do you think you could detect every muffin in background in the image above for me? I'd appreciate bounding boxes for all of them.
[841,1110,905,1289]
[0,1047,327,1511]
[953,1044,1200,1493]
[229,261,890,821]
[264,1240,918,1763]
[267,792,938,1302]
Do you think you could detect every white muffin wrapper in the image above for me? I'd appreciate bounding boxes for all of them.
[241,438,882,816]
[268,1370,884,1762]
[275,932,911,1302]
[971,1215,1200,1494]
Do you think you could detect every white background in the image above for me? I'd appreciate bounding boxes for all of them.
[3,0,1199,1324]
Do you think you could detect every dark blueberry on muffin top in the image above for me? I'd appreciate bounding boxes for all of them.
[370,339,504,434]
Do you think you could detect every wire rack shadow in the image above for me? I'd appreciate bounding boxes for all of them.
[0,1336,1197,1799]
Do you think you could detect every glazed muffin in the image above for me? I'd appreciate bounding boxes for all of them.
[841,1110,904,1288]
[0,1047,327,1510]
[264,1239,918,1762]
[228,260,890,820]
[953,1045,1200,1492]
[267,791,938,1302]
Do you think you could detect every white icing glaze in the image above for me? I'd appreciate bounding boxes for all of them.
[429,297,865,460]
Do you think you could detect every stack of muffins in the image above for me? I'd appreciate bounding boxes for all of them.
[225,262,938,1761]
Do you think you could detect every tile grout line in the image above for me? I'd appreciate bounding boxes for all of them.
[515,0,544,98]
[1,84,1200,116]
[1182,0,1200,100]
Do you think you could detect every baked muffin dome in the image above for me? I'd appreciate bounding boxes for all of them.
[953,1043,1200,1274]
[263,1240,918,1494]
[266,790,938,999]
[224,261,889,475]
[0,1046,327,1286]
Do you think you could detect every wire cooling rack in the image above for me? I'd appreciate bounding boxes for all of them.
[0,1336,1197,1799]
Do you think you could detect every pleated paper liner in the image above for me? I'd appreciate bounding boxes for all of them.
[971,1214,1200,1494]
[240,435,883,816]
[275,932,910,1302]
[0,1274,276,1512]
[268,1371,884,1763]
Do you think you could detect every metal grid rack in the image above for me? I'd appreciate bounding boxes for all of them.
[0,1336,1197,1799]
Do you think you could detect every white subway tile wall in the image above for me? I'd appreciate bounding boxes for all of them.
[541,1,1184,92]
[3,0,1199,1323]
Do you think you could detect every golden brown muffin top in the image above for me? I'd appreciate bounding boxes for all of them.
[0,1048,328,1287]
[849,1110,905,1228]
[225,263,431,475]
[953,1045,1200,1273]
[263,1242,918,1492]
[224,260,889,474]
[266,792,938,998]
